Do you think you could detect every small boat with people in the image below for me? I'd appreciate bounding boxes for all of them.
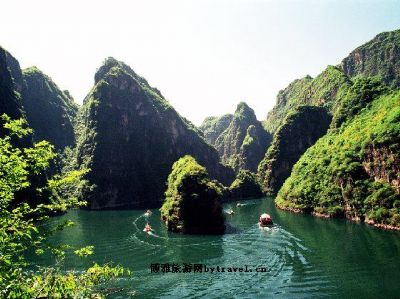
[143,224,153,233]
[259,213,273,227]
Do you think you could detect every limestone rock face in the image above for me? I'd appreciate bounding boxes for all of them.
[199,114,233,145]
[341,29,400,88]
[22,67,78,150]
[0,47,51,206]
[265,30,400,135]
[76,58,235,209]
[0,47,78,151]
[258,106,332,194]
[276,87,400,229]
[264,66,351,134]
[0,47,23,125]
[363,144,400,193]
[201,102,271,173]
[4,49,24,95]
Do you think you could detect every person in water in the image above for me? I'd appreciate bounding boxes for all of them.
[144,210,152,217]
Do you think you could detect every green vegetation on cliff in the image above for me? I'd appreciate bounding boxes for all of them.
[212,102,271,172]
[199,114,233,145]
[265,30,400,135]
[276,87,400,227]
[22,67,78,150]
[229,170,263,200]
[341,29,400,88]
[260,29,400,229]
[76,57,234,209]
[331,77,388,129]
[1,47,78,153]
[258,106,331,194]
[160,155,225,234]
[264,66,351,133]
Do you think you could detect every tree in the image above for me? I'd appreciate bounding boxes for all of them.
[0,114,128,298]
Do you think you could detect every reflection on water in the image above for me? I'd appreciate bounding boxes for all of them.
[30,198,400,298]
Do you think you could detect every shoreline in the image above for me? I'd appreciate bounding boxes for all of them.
[276,203,400,232]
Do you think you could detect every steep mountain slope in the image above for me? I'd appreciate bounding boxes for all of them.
[199,114,233,145]
[76,57,235,209]
[22,67,78,150]
[276,81,400,229]
[264,66,351,133]
[0,48,52,206]
[4,48,25,95]
[341,29,400,88]
[0,47,77,151]
[260,29,400,230]
[258,106,331,194]
[213,102,271,173]
[0,47,23,125]
[265,30,400,135]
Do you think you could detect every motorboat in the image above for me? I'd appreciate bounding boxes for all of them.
[143,224,152,233]
[259,213,273,226]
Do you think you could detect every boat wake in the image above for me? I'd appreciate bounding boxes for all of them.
[128,214,166,247]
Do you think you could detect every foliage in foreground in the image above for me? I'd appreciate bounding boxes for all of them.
[0,114,129,298]
[160,155,225,234]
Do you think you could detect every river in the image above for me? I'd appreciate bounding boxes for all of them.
[32,197,400,298]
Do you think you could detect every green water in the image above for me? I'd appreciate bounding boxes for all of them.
[33,198,400,298]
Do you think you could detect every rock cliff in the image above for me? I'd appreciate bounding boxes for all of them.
[0,47,78,151]
[76,57,235,209]
[264,66,351,134]
[276,86,400,229]
[258,106,331,194]
[341,29,400,88]
[203,102,271,173]
[199,114,233,145]
[22,67,78,150]
[0,47,24,127]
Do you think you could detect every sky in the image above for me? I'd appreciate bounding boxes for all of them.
[1,0,400,125]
